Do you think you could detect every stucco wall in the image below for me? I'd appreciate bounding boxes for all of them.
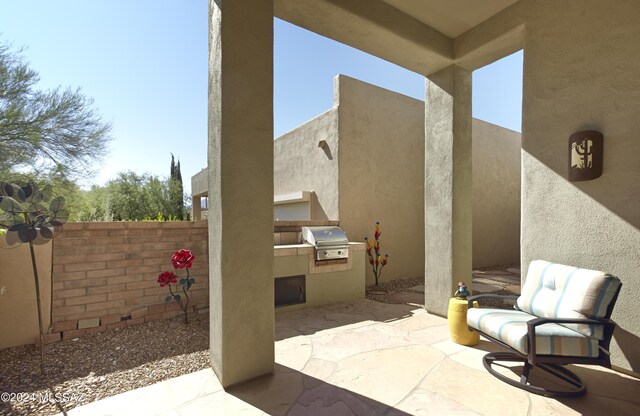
[191,169,209,221]
[274,108,339,220]
[273,74,521,285]
[336,75,426,285]
[191,168,209,198]
[457,0,640,373]
[0,240,52,349]
[519,0,640,373]
[472,118,521,267]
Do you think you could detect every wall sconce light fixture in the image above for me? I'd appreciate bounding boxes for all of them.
[568,130,603,182]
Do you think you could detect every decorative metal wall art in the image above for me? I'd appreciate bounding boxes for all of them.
[568,130,603,182]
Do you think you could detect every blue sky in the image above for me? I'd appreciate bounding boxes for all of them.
[0,1,522,193]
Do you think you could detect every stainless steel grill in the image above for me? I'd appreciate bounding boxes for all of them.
[301,226,349,261]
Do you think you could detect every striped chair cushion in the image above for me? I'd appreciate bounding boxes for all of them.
[467,308,599,357]
[515,260,620,339]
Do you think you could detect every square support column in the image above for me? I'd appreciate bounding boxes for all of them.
[208,0,274,387]
[424,65,472,316]
[192,195,202,221]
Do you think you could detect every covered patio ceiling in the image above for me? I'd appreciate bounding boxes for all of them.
[381,0,519,38]
[275,0,522,75]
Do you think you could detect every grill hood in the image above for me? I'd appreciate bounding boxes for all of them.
[301,226,349,261]
[302,226,348,246]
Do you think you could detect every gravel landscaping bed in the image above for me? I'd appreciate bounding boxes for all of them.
[365,266,520,310]
[0,313,209,416]
[365,276,424,303]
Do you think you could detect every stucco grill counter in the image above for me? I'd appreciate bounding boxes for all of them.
[301,226,349,261]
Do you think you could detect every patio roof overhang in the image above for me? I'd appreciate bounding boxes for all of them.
[274,0,523,75]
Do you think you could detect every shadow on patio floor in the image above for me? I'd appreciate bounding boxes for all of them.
[229,364,413,415]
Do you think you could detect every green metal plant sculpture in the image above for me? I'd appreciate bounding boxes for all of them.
[0,178,68,374]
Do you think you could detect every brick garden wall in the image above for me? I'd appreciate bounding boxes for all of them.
[48,222,208,341]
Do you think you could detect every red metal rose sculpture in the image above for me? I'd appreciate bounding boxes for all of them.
[157,249,196,323]
[157,271,178,287]
[172,249,195,269]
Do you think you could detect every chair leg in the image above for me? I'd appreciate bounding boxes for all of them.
[483,352,586,398]
[519,361,532,384]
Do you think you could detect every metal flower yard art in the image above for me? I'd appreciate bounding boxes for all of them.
[157,249,196,324]
[0,178,69,374]
[364,222,389,286]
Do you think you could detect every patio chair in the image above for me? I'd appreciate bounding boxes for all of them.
[466,260,622,397]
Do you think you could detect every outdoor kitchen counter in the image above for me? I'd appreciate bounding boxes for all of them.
[273,243,366,310]
[274,242,365,256]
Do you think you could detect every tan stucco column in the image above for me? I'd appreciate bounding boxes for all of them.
[192,195,202,221]
[208,0,274,387]
[424,65,472,316]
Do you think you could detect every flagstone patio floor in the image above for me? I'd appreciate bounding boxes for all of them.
[59,300,639,416]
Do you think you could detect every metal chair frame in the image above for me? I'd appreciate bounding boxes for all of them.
[467,286,621,398]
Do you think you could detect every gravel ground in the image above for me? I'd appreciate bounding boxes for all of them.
[0,313,209,416]
[471,263,520,308]
[365,276,424,303]
[365,265,521,310]
[473,263,520,273]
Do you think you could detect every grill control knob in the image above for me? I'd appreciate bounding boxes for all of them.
[323,251,328,256]
[338,251,343,255]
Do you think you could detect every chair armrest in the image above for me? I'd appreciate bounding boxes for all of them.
[467,294,519,309]
[525,316,616,365]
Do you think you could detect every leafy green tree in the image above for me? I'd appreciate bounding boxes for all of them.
[73,170,185,222]
[143,175,171,219]
[183,192,192,221]
[0,42,111,178]
[75,184,110,221]
[0,171,86,221]
[105,172,149,221]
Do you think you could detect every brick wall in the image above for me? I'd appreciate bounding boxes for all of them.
[49,222,208,339]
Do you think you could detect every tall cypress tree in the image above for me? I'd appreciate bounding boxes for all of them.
[175,159,184,220]
[168,153,185,220]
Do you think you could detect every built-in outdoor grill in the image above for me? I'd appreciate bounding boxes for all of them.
[301,226,349,261]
